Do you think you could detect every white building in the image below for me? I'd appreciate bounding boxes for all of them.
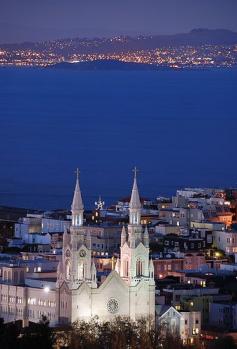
[0,170,155,326]
[56,169,155,323]
[0,263,57,326]
[157,305,201,345]
[213,230,237,254]
[15,215,70,241]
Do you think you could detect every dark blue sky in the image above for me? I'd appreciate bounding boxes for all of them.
[0,0,237,43]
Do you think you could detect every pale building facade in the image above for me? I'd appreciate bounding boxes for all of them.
[0,265,57,326]
[157,305,201,345]
[0,170,155,326]
[213,230,237,254]
[56,169,155,324]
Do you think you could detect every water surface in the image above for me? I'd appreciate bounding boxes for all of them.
[0,68,236,209]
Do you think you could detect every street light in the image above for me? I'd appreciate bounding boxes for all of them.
[44,286,50,293]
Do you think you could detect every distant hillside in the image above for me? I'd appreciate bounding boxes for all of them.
[2,29,237,54]
[50,60,172,71]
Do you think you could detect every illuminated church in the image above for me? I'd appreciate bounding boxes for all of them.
[56,170,155,323]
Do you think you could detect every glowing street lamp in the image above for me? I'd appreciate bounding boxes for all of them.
[44,286,50,293]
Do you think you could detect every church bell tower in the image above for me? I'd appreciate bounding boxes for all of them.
[57,169,97,290]
[118,168,154,284]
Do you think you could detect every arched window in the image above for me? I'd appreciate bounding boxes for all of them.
[78,262,85,280]
[13,271,18,283]
[8,271,11,281]
[135,213,138,224]
[123,260,128,277]
[136,260,143,276]
[20,270,24,282]
[65,260,71,280]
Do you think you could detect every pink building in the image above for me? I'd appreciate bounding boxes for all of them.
[183,252,206,270]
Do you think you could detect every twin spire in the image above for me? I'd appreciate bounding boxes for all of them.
[71,167,142,227]
[129,167,141,210]
[71,168,84,227]
[129,167,142,225]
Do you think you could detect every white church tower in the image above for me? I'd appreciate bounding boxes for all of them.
[56,169,97,324]
[56,168,155,325]
[117,167,155,320]
[71,168,84,227]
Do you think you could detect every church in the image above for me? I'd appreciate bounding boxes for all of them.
[56,170,156,324]
[0,170,155,326]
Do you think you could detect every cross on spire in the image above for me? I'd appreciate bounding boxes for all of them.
[132,166,139,179]
[71,168,84,222]
[129,166,141,211]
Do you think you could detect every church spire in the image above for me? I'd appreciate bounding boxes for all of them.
[149,258,154,279]
[129,167,141,209]
[144,225,149,248]
[121,224,127,246]
[129,167,141,225]
[71,168,84,227]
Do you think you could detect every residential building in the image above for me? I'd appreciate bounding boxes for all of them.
[156,305,201,345]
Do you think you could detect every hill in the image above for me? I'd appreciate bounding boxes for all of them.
[50,60,172,71]
[2,29,237,54]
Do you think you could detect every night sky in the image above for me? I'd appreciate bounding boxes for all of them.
[0,0,237,43]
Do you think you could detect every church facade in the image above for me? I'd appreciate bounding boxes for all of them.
[56,170,156,324]
[0,171,155,326]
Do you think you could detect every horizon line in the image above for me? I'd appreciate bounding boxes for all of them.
[0,27,236,46]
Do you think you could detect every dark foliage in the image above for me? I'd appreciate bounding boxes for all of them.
[0,316,54,349]
[1,316,237,349]
[0,318,21,349]
[66,317,184,349]
[205,335,237,349]
[19,315,54,349]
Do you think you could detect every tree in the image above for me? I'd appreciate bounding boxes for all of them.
[0,319,21,349]
[206,335,237,349]
[66,316,187,349]
[19,315,54,349]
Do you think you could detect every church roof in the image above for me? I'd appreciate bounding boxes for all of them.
[156,305,181,318]
[71,170,84,211]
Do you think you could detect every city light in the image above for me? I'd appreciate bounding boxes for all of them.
[0,43,236,68]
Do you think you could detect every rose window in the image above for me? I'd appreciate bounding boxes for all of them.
[107,298,119,314]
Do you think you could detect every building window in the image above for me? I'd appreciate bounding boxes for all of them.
[123,260,128,277]
[65,259,71,280]
[136,260,143,276]
[193,328,199,335]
